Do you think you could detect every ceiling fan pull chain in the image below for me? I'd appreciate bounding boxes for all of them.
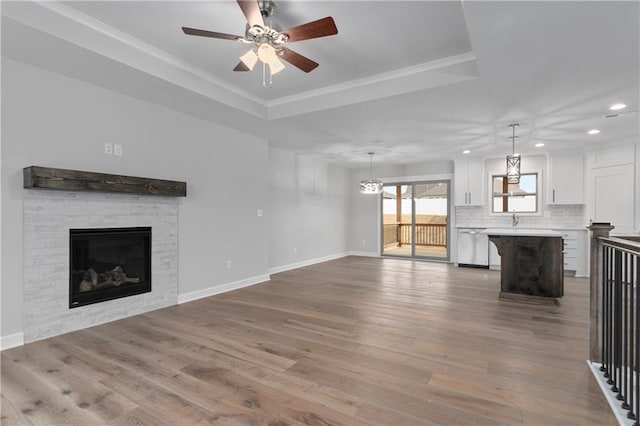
[262,62,267,88]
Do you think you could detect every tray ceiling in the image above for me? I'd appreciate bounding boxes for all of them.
[2,1,638,167]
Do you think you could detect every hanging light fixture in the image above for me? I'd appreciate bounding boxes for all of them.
[360,152,383,195]
[506,124,521,184]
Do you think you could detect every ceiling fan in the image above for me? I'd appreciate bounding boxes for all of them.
[181,0,338,75]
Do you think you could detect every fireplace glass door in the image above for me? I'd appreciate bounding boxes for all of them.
[69,227,151,308]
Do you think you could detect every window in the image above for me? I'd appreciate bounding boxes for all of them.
[492,173,538,213]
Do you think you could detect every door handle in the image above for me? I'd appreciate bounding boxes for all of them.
[552,189,555,203]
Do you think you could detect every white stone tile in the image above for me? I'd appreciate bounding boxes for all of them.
[23,190,179,342]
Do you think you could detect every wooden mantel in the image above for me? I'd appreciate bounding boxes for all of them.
[23,166,187,197]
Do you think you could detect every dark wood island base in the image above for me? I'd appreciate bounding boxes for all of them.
[486,230,564,302]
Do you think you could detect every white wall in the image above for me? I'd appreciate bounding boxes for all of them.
[347,160,454,254]
[268,148,349,271]
[1,58,269,339]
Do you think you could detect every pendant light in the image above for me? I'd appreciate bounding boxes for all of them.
[506,124,521,184]
[360,152,383,194]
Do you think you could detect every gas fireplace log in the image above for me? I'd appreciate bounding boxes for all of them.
[108,266,140,285]
[77,267,141,292]
[89,269,98,286]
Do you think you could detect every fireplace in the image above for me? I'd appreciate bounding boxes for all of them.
[69,227,151,308]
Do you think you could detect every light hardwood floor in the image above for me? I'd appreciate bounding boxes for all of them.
[1,256,615,425]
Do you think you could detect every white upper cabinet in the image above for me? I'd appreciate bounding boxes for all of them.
[454,160,485,206]
[547,152,584,204]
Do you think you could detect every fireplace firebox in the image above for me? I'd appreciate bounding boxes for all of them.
[69,227,151,308]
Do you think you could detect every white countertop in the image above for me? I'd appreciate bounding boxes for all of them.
[481,228,564,237]
[456,226,587,231]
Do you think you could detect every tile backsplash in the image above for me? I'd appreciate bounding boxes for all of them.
[455,204,586,229]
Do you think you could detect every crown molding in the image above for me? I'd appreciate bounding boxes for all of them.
[266,52,478,119]
[267,52,476,108]
[3,0,267,118]
[3,1,478,121]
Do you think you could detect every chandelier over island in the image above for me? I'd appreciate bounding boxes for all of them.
[506,124,521,184]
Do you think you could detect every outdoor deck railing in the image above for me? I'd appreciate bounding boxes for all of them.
[589,224,640,424]
[383,223,447,247]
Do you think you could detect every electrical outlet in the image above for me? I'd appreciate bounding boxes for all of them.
[226,260,232,270]
[257,209,263,217]
[362,239,366,245]
[293,246,297,254]
[104,143,113,155]
[114,144,123,156]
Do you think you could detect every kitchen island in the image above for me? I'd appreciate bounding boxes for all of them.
[483,229,564,303]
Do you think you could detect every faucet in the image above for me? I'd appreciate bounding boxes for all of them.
[512,213,519,228]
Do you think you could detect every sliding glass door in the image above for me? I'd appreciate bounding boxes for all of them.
[382,185,412,256]
[382,181,449,260]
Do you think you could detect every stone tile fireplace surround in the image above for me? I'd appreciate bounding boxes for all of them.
[23,189,179,342]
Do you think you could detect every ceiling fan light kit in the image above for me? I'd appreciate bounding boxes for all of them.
[239,49,259,70]
[181,0,338,84]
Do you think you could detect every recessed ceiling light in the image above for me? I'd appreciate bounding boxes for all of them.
[610,103,627,111]
[588,129,601,135]
[462,150,471,154]
[535,143,545,147]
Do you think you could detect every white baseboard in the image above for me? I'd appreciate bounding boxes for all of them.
[588,361,634,426]
[177,274,271,305]
[348,251,380,257]
[269,252,350,275]
[1,332,24,351]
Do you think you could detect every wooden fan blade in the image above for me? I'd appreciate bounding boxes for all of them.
[280,48,319,73]
[237,0,264,28]
[233,61,251,72]
[283,17,338,43]
[182,27,241,40]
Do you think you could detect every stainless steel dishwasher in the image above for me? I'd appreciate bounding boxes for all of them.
[457,228,489,268]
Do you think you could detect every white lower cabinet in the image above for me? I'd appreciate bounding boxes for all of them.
[551,229,587,276]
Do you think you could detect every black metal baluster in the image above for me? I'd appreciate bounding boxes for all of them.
[611,246,616,381]
[629,254,637,419]
[616,251,629,409]
[613,249,623,394]
[629,256,640,425]
[605,246,612,381]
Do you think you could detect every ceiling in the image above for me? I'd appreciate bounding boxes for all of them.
[2,1,639,168]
